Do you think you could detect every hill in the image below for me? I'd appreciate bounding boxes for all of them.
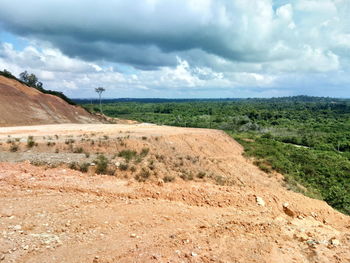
[0,76,101,126]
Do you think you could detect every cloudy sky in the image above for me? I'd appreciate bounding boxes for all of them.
[0,0,350,98]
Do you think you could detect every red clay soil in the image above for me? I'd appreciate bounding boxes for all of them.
[0,125,349,263]
[0,76,101,126]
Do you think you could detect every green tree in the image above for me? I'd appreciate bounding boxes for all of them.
[95,87,106,114]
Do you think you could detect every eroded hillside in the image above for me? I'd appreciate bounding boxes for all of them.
[0,124,349,263]
[0,76,101,126]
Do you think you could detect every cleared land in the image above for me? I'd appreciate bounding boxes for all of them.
[0,124,349,263]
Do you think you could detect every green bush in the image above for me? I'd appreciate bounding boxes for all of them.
[135,168,150,182]
[163,175,175,183]
[95,155,108,174]
[27,136,35,148]
[118,149,137,162]
[79,163,90,173]
[119,163,129,171]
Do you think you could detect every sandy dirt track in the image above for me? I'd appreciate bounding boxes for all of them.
[0,124,349,263]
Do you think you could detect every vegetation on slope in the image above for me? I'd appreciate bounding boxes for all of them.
[82,97,350,214]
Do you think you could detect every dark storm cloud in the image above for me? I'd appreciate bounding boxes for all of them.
[0,0,298,69]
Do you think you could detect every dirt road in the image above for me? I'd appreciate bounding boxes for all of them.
[0,124,349,262]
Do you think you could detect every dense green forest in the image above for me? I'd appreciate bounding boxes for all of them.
[81,96,350,214]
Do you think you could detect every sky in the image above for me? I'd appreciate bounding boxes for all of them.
[0,0,350,98]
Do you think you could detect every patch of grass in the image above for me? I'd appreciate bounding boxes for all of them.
[253,160,272,173]
[10,143,19,152]
[79,163,90,173]
[95,155,109,174]
[163,175,175,183]
[180,172,194,181]
[196,171,206,179]
[27,136,35,148]
[119,163,129,171]
[118,149,137,162]
[140,148,149,157]
[155,154,165,162]
[135,168,150,182]
[214,175,227,186]
[69,162,79,170]
[73,147,84,153]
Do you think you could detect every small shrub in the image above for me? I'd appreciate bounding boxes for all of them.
[30,160,46,166]
[135,168,150,182]
[253,160,272,173]
[73,147,84,153]
[135,155,143,164]
[155,154,165,161]
[65,139,75,145]
[69,162,79,170]
[214,175,227,186]
[84,152,90,158]
[163,175,175,183]
[95,155,108,174]
[10,143,19,152]
[118,149,137,162]
[130,166,137,172]
[141,136,147,140]
[197,171,206,179]
[47,141,55,146]
[119,163,129,171]
[140,148,149,157]
[27,136,35,148]
[79,163,90,173]
[180,172,193,181]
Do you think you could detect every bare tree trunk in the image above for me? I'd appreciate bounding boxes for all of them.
[99,94,103,114]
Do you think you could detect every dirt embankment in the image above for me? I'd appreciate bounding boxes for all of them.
[0,76,102,127]
[0,124,349,263]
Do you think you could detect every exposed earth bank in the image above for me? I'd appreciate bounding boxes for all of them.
[0,124,349,263]
[0,76,102,127]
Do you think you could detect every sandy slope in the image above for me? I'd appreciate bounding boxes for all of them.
[0,76,101,127]
[0,124,349,263]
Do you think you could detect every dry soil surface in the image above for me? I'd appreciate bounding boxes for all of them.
[0,124,349,263]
